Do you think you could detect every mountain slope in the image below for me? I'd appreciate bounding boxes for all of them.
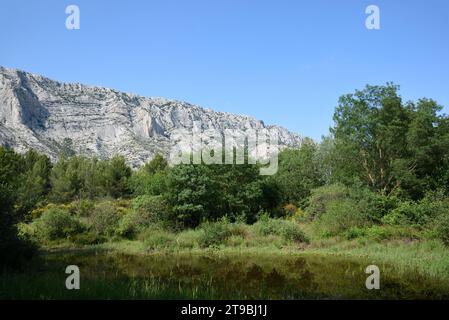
[0,67,301,167]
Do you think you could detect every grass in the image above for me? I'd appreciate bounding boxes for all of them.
[307,239,449,281]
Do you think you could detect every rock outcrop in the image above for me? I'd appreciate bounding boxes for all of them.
[0,67,301,167]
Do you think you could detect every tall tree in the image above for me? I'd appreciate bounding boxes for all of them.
[331,83,449,198]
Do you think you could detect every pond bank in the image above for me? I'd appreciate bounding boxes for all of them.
[2,241,448,299]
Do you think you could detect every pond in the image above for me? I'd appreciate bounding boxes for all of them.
[1,249,448,299]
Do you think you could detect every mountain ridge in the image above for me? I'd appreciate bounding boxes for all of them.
[0,66,302,167]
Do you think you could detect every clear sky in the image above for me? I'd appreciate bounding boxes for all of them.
[1,0,448,140]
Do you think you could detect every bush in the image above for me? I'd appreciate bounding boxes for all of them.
[117,195,168,238]
[199,219,233,248]
[225,235,246,247]
[132,195,168,224]
[29,203,77,220]
[253,215,308,243]
[431,213,449,245]
[31,208,84,241]
[305,183,349,219]
[88,201,122,236]
[349,187,400,223]
[76,199,96,217]
[314,199,369,237]
[382,197,448,228]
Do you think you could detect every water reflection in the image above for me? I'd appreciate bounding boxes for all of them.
[41,250,449,299]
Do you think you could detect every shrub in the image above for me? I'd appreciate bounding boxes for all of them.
[349,187,400,222]
[117,195,168,238]
[382,198,448,228]
[199,219,232,248]
[431,213,449,245]
[314,199,369,236]
[132,195,168,224]
[76,199,95,217]
[343,226,368,240]
[253,216,308,243]
[283,204,298,216]
[88,201,122,236]
[31,208,84,241]
[243,234,286,248]
[305,183,349,219]
[29,203,77,220]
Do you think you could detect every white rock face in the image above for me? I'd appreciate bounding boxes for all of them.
[0,66,302,167]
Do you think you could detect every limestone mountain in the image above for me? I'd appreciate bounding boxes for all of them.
[0,66,301,167]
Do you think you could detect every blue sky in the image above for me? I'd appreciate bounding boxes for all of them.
[1,0,448,140]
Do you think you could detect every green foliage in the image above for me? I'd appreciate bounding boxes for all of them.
[199,219,233,248]
[88,201,122,237]
[70,232,106,246]
[102,155,132,198]
[314,199,369,237]
[344,225,419,241]
[331,84,449,198]
[253,215,308,243]
[382,195,449,228]
[15,150,52,215]
[138,227,176,249]
[0,147,38,271]
[273,140,324,206]
[431,213,449,245]
[128,155,169,197]
[128,170,168,196]
[30,208,84,241]
[50,155,132,202]
[141,154,168,175]
[117,195,168,238]
[174,229,203,249]
[166,164,280,228]
[305,183,349,219]
[76,199,96,217]
[348,186,400,222]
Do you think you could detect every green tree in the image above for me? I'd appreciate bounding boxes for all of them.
[166,163,280,228]
[0,147,35,271]
[102,155,132,198]
[128,154,169,196]
[273,139,324,206]
[141,154,168,175]
[16,150,52,215]
[331,83,449,198]
[50,156,81,202]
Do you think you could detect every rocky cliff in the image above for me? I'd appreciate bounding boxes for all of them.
[0,67,301,167]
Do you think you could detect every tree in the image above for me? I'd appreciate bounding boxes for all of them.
[128,154,169,196]
[0,147,35,271]
[165,163,280,228]
[50,156,82,202]
[16,150,52,215]
[141,154,168,175]
[331,83,449,198]
[273,139,324,206]
[102,155,132,198]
